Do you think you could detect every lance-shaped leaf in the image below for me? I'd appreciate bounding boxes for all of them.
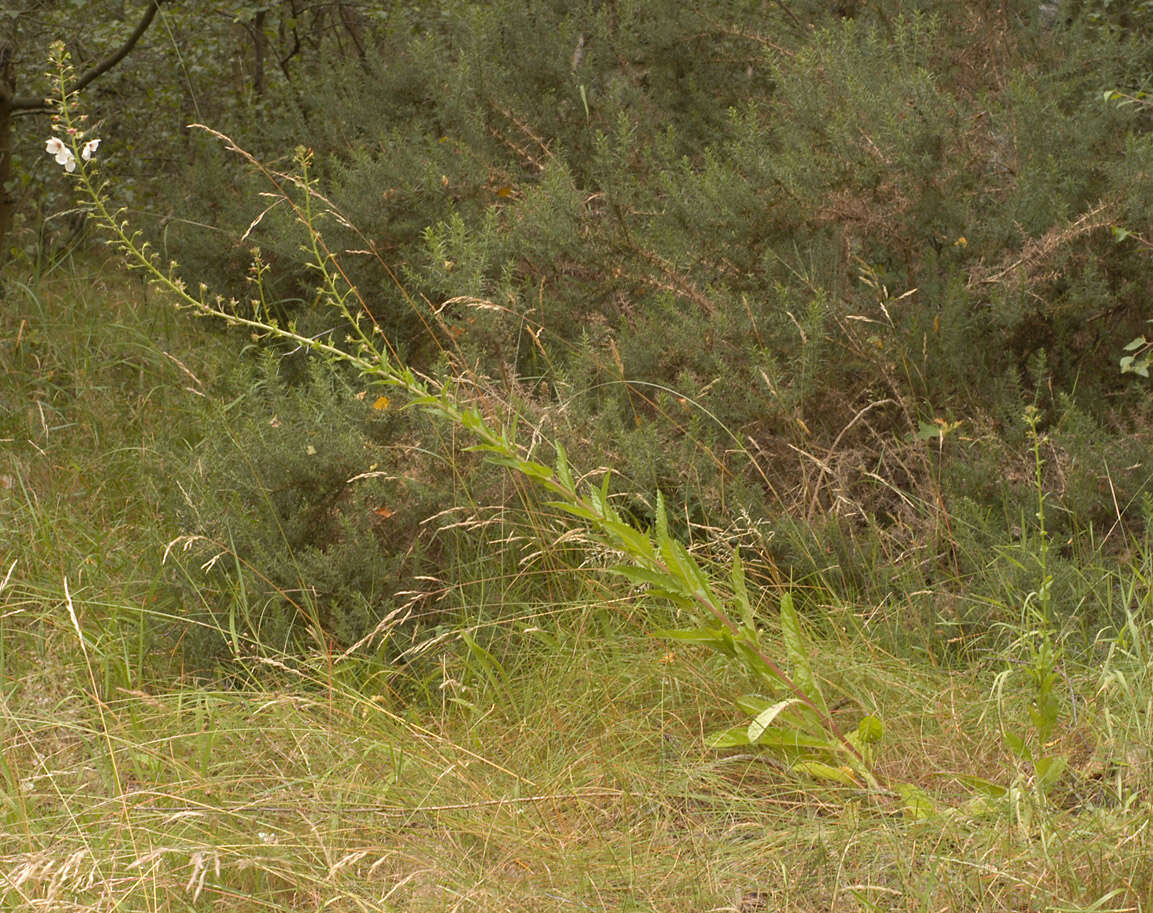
[747,698,804,743]
[731,552,754,631]
[1033,755,1068,792]
[652,626,735,654]
[707,726,752,749]
[554,441,574,493]
[780,592,829,719]
[735,695,830,744]
[707,724,834,751]
[793,760,860,786]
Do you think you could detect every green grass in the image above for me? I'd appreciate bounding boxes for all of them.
[3,259,1153,911]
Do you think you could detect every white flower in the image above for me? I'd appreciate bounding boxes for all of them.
[81,138,101,161]
[45,136,76,172]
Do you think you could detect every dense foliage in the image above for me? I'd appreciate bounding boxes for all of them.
[10,7,1153,907]
[13,0,1153,657]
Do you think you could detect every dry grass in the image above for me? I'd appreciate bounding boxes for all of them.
[2,602,1152,912]
[3,263,1153,912]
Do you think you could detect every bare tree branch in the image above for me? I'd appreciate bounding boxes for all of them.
[7,0,165,113]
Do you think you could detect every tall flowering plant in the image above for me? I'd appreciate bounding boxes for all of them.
[41,40,943,814]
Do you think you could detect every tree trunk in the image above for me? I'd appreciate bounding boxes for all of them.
[0,42,15,261]
[253,9,266,96]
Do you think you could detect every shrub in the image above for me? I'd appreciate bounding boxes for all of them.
[45,0,1153,661]
[167,354,439,661]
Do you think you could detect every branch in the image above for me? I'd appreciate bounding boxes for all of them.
[9,0,164,112]
[770,0,806,32]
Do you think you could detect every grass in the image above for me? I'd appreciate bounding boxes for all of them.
[3,258,1153,912]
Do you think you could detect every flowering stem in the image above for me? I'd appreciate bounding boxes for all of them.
[46,52,877,792]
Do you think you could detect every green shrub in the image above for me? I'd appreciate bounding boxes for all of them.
[54,0,1153,662]
[168,354,440,660]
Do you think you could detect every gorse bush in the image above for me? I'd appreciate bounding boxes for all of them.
[168,354,430,659]
[288,3,1153,526]
[34,0,1153,664]
[165,344,597,666]
[166,2,1153,648]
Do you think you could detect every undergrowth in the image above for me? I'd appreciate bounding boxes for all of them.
[4,9,1153,910]
[2,216,1151,913]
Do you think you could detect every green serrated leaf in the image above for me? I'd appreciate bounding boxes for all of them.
[748,729,836,750]
[652,627,737,657]
[651,626,728,645]
[608,564,673,589]
[655,491,669,546]
[610,525,658,562]
[545,501,602,523]
[780,592,803,665]
[554,442,573,492]
[517,460,555,480]
[660,536,693,585]
[731,552,754,630]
